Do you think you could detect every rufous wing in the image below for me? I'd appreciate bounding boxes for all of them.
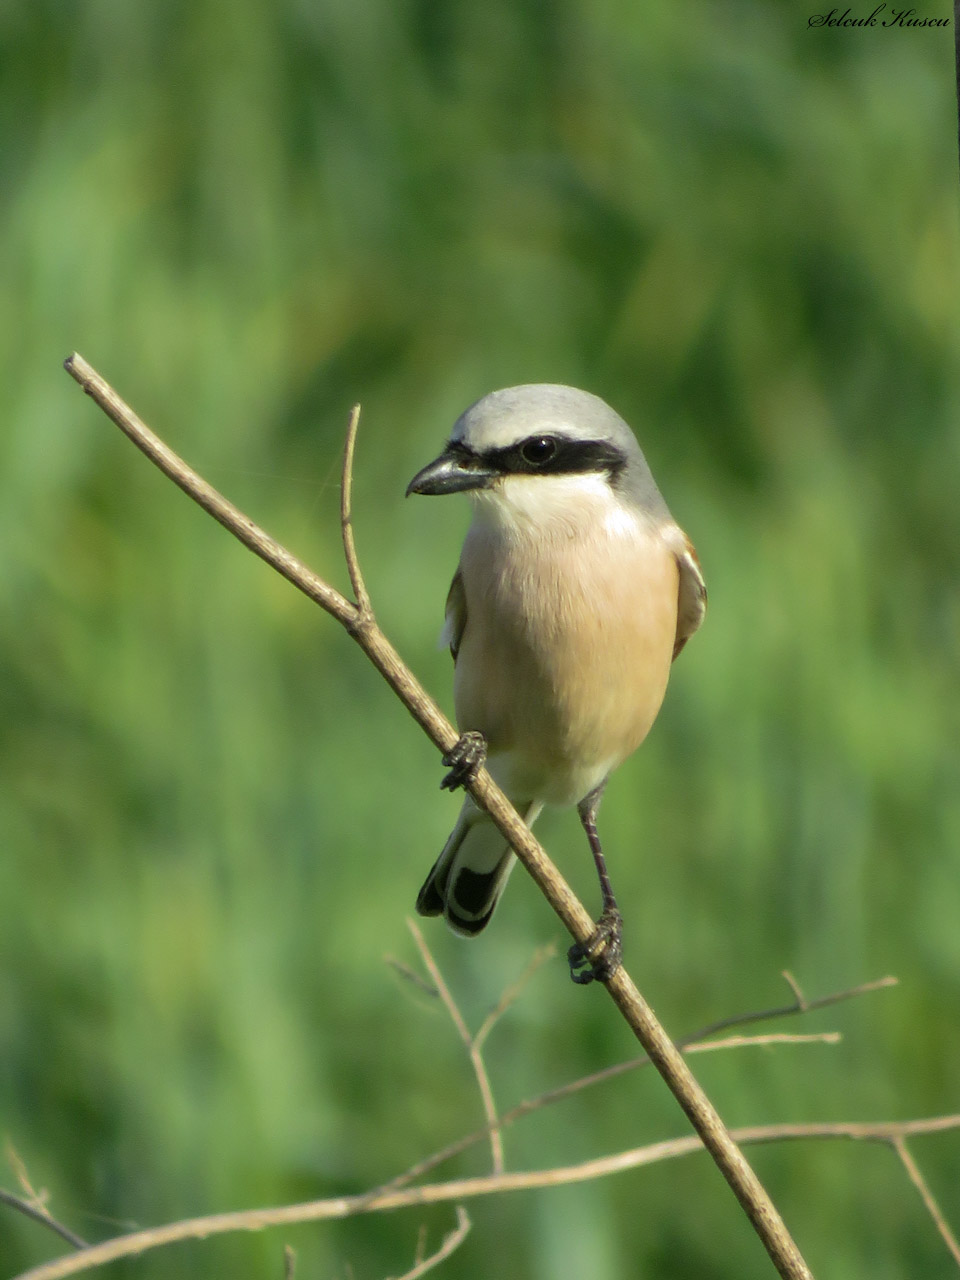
[672,532,706,659]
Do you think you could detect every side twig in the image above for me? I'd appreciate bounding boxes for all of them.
[62,352,810,1278]
[340,403,371,618]
[689,972,898,1044]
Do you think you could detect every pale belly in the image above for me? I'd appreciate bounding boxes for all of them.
[454,519,679,805]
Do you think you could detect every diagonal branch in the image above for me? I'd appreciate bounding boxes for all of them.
[891,1135,960,1267]
[63,352,810,1279]
[12,1115,960,1280]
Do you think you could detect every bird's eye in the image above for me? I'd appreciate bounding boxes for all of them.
[520,436,558,466]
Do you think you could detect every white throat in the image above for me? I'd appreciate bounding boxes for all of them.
[470,472,647,540]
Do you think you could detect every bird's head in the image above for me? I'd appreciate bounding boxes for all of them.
[406,385,670,529]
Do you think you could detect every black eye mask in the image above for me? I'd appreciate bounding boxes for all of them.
[458,435,627,481]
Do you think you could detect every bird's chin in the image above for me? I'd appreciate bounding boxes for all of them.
[467,479,513,517]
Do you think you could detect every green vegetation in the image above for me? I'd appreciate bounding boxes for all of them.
[1,2,958,1276]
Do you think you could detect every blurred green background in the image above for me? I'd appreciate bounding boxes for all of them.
[2,1,959,1276]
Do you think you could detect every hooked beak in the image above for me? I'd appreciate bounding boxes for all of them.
[405,447,497,497]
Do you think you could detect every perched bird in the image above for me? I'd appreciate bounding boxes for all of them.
[406,385,705,981]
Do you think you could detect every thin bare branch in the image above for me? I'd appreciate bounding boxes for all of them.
[389,1208,471,1280]
[407,921,504,1175]
[0,1189,87,1251]
[14,1115,960,1280]
[341,404,372,617]
[473,944,557,1056]
[63,353,811,1278]
[891,1136,960,1268]
[282,1243,297,1279]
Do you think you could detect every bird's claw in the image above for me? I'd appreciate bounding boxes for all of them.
[567,906,623,985]
[440,731,487,790]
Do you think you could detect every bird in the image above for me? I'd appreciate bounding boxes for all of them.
[406,384,706,982]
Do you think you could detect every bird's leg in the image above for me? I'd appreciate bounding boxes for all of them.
[440,731,487,791]
[568,785,623,985]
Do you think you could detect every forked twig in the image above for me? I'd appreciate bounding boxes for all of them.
[0,1190,88,1252]
[390,1207,470,1280]
[407,921,504,1175]
[690,973,898,1044]
[2,1145,87,1251]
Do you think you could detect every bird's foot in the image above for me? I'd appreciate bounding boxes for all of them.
[440,731,487,791]
[567,906,623,985]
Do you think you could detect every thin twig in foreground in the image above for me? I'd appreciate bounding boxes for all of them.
[407,921,504,1176]
[13,1115,960,1280]
[63,353,810,1279]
